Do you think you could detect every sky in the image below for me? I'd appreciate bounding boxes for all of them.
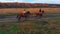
[0,0,60,4]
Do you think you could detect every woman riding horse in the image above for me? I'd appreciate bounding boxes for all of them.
[35,9,44,18]
[17,11,31,21]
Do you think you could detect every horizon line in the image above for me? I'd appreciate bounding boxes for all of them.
[0,2,60,4]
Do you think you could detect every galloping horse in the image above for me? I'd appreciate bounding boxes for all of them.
[16,13,26,21]
[35,10,44,18]
[25,11,31,18]
[16,11,31,21]
[16,9,44,21]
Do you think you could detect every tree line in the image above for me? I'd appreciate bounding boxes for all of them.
[0,3,60,8]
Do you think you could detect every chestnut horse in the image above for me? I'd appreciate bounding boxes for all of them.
[17,11,31,21]
[35,10,44,18]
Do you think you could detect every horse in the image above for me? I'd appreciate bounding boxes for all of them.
[16,11,31,21]
[34,10,44,18]
[25,11,31,18]
[34,12,42,18]
[16,13,26,21]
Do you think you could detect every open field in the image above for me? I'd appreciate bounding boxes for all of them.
[0,8,60,14]
[0,13,60,34]
[0,18,60,34]
[0,8,60,34]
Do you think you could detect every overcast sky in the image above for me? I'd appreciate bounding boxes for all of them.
[0,0,60,4]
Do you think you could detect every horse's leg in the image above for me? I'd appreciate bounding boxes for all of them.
[17,17,21,22]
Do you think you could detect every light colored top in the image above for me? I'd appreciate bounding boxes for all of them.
[23,11,26,13]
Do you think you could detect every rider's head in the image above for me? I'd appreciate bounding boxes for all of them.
[39,9,41,12]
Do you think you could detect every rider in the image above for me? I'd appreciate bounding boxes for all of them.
[16,9,27,21]
[23,9,26,14]
[39,9,43,18]
[41,10,44,17]
[39,9,42,12]
[23,9,27,18]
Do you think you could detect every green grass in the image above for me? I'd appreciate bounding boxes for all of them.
[0,18,60,34]
[0,24,20,34]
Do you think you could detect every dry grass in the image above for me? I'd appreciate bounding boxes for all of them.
[0,8,60,14]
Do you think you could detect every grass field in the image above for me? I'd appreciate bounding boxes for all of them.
[0,8,60,34]
[0,8,60,14]
[0,18,60,34]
